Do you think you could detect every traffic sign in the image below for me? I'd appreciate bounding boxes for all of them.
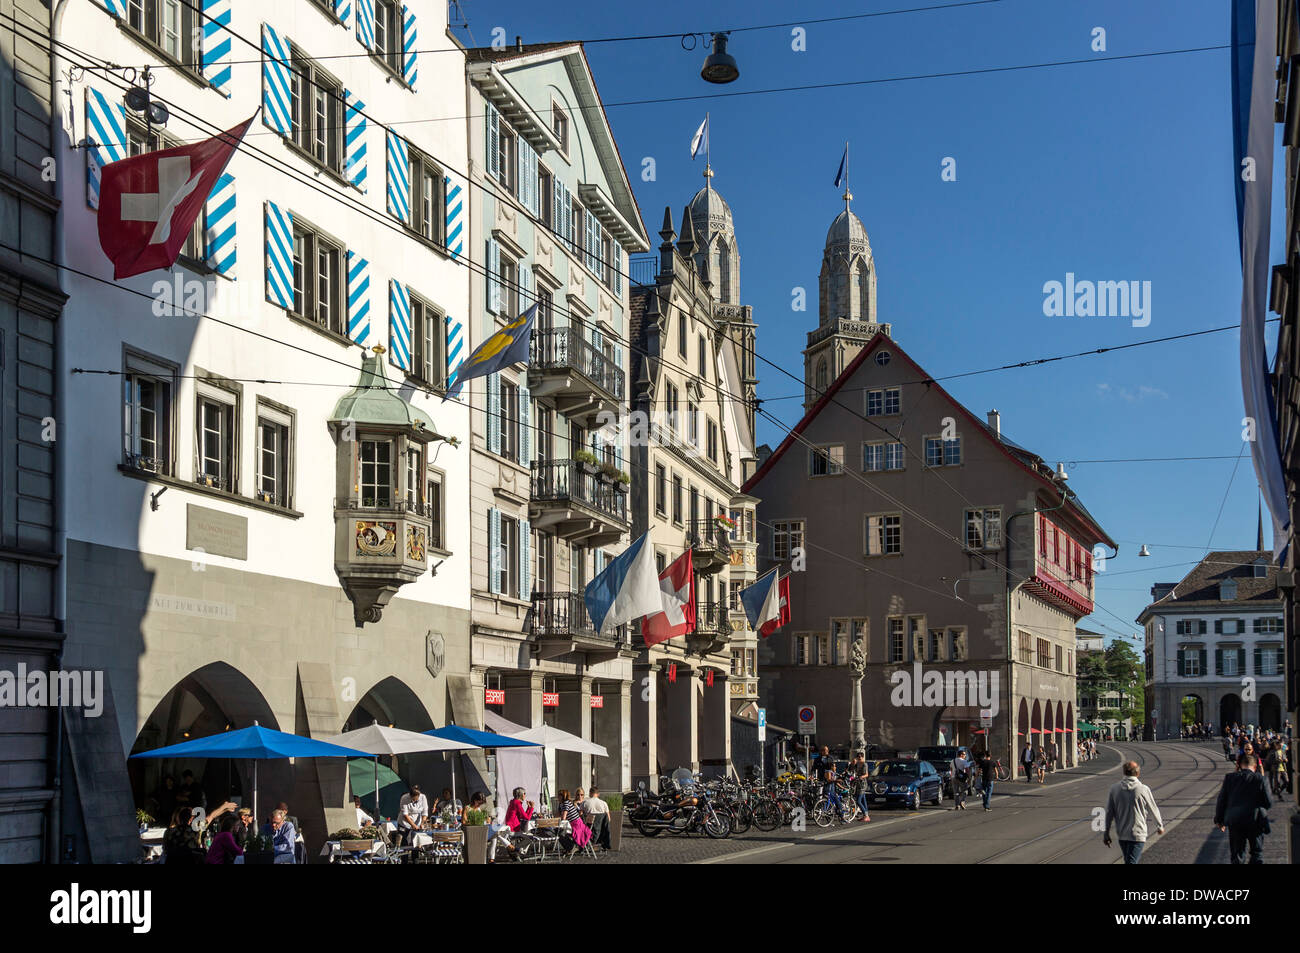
[757,707,767,742]
[980,709,993,728]
[797,705,817,735]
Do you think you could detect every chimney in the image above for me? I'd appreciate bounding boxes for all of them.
[515,35,523,52]
[987,409,1000,438]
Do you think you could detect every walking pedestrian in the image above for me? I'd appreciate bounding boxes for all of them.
[977,750,996,811]
[1021,740,1035,782]
[1103,761,1164,864]
[1214,754,1272,864]
[952,750,972,811]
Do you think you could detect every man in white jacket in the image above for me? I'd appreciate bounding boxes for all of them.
[1103,761,1165,864]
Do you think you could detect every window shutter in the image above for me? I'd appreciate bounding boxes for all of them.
[84,87,126,209]
[516,134,529,209]
[334,0,352,26]
[346,251,370,344]
[553,174,565,241]
[484,101,500,183]
[388,280,411,371]
[518,137,538,217]
[1214,648,1223,676]
[518,519,531,599]
[519,264,533,310]
[443,171,465,260]
[613,245,623,295]
[519,383,532,468]
[201,0,232,95]
[1237,647,1246,674]
[354,0,374,49]
[401,4,417,87]
[263,200,294,308]
[444,313,465,387]
[204,173,236,276]
[1214,619,1223,635]
[260,23,291,136]
[486,238,502,314]
[386,131,410,223]
[486,372,501,454]
[344,89,367,190]
[1176,650,1185,677]
[488,507,501,594]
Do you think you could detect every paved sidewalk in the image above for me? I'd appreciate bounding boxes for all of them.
[1141,772,1294,864]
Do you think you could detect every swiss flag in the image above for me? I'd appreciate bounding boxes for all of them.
[96,115,254,280]
[641,549,696,647]
[758,575,790,638]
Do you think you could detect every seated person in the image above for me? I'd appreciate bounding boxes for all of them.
[162,807,204,865]
[260,809,298,864]
[433,787,463,820]
[352,795,375,829]
[205,814,245,865]
[583,785,611,849]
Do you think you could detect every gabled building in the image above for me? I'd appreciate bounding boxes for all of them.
[744,202,1113,772]
[625,175,761,787]
[1137,551,1285,739]
[464,41,650,795]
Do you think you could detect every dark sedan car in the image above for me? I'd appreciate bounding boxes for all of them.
[865,759,944,810]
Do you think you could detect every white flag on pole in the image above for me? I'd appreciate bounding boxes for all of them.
[690,116,708,159]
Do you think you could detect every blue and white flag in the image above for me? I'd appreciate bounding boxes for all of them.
[740,568,789,638]
[444,303,535,400]
[690,116,708,159]
[584,532,663,635]
[833,146,847,188]
[1232,0,1289,560]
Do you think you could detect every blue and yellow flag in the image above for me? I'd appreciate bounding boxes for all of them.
[444,303,536,400]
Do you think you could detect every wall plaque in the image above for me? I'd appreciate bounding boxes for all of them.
[186,504,248,560]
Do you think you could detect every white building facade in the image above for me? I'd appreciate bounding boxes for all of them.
[57,0,470,860]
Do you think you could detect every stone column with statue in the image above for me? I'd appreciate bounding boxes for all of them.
[849,637,867,757]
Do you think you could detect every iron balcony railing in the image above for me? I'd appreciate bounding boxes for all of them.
[686,519,734,556]
[531,591,630,645]
[694,601,729,636]
[530,327,625,401]
[530,459,628,524]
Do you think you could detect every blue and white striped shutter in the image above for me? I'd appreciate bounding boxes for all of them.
[261,23,291,136]
[486,238,501,314]
[344,90,367,190]
[204,173,236,276]
[389,280,412,370]
[386,131,410,223]
[201,0,232,96]
[488,507,501,594]
[519,383,532,467]
[486,373,501,454]
[443,171,465,260]
[445,313,465,386]
[518,137,539,217]
[346,251,371,344]
[401,4,418,87]
[334,0,352,26]
[264,201,294,308]
[91,0,126,16]
[84,87,125,210]
[484,101,500,183]
[354,0,375,49]
[518,519,531,599]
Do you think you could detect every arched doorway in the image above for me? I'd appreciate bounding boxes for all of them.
[1259,694,1282,731]
[129,662,278,825]
[1029,699,1042,777]
[1220,693,1242,727]
[1055,701,1065,766]
[1181,694,1204,730]
[1016,698,1030,771]
[1064,702,1075,766]
[1044,703,1055,766]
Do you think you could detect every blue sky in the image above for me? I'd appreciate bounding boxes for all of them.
[455,0,1272,644]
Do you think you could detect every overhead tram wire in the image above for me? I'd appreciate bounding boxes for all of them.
[28,25,1155,637]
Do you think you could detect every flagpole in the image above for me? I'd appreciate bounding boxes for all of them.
[844,140,852,213]
[704,112,713,202]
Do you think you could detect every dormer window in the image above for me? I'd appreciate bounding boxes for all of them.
[1253,558,1267,578]
[1219,578,1238,601]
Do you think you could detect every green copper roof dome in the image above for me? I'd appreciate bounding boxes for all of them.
[329,346,436,432]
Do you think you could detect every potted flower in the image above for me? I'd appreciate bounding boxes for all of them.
[597,460,619,485]
[605,793,624,851]
[462,808,490,865]
[614,471,631,495]
[574,448,599,476]
[136,809,154,834]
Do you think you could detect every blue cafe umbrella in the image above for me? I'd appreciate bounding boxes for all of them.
[424,725,540,804]
[131,721,369,823]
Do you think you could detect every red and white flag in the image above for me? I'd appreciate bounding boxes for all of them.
[641,549,696,647]
[96,115,254,280]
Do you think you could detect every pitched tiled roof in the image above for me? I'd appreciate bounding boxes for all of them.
[1137,551,1280,619]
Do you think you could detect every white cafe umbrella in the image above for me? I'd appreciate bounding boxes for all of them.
[509,723,609,756]
[323,722,477,820]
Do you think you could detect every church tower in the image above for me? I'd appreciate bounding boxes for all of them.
[802,191,890,411]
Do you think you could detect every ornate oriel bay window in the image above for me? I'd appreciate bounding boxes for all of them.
[329,347,444,626]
